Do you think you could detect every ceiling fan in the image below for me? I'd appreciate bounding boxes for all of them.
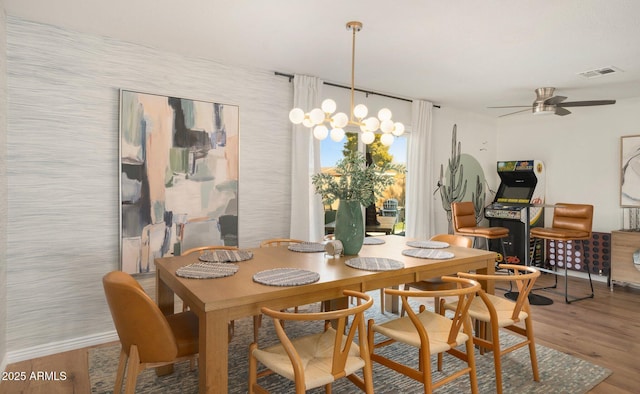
[489,87,616,117]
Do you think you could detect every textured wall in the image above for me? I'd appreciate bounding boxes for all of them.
[0,1,8,367]
[6,16,292,354]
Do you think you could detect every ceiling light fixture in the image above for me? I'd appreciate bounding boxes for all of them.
[288,21,405,146]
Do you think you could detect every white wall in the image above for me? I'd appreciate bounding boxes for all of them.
[0,0,9,371]
[431,107,499,234]
[496,98,640,233]
[5,16,292,358]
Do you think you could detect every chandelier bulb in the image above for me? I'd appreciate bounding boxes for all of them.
[330,128,345,142]
[391,122,405,136]
[302,117,314,128]
[313,125,329,140]
[364,117,380,132]
[380,133,394,146]
[331,112,349,129]
[361,131,375,144]
[353,104,368,119]
[309,108,325,125]
[378,108,392,121]
[321,99,337,114]
[289,108,305,124]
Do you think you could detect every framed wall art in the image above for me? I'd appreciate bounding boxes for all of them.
[119,90,239,274]
[621,135,640,207]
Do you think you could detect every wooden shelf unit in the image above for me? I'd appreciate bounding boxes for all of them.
[611,230,640,289]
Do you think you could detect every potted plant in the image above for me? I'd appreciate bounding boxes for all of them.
[312,151,404,254]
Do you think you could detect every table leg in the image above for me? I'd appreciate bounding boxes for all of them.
[155,275,176,376]
[199,310,229,393]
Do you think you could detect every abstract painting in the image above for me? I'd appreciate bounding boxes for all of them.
[621,135,640,207]
[119,90,239,274]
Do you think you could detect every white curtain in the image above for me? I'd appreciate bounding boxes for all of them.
[405,100,435,239]
[289,75,325,241]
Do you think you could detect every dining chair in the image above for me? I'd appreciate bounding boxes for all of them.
[368,277,481,394]
[401,234,473,315]
[249,290,374,393]
[181,245,248,341]
[102,271,199,394]
[451,201,509,263]
[529,203,594,303]
[442,265,541,394]
[259,238,304,247]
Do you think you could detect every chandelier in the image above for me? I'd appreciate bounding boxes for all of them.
[288,21,405,146]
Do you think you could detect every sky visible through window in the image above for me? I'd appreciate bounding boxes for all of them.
[320,136,407,167]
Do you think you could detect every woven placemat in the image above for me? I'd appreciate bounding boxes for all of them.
[198,250,253,263]
[363,237,385,245]
[287,242,326,253]
[176,262,239,279]
[406,240,449,249]
[402,248,454,259]
[345,257,404,271]
[253,268,320,287]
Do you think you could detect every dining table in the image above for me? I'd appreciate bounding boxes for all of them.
[154,234,496,393]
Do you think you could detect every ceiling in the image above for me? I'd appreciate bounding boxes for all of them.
[4,0,640,117]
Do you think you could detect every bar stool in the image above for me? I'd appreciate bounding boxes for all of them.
[529,203,594,303]
[451,201,509,263]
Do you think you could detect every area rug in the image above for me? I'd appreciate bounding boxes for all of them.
[90,293,611,393]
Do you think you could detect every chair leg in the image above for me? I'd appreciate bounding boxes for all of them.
[565,240,595,303]
[114,348,127,394]
[525,317,540,382]
[124,345,141,394]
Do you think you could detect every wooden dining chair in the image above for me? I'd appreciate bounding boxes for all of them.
[442,265,541,394]
[368,277,481,394]
[259,238,305,247]
[181,245,248,342]
[102,271,199,394]
[249,290,374,393]
[401,234,473,315]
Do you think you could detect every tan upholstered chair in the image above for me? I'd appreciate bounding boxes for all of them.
[443,265,541,394]
[401,234,473,315]
[249,290,374,393]
[529,203,594,303]
[452,201,509,262]
[368,277,481,394]
[180,245,247,340]
[102,271,199,394]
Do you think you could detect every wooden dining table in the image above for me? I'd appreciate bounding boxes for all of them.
[155,235,496,393]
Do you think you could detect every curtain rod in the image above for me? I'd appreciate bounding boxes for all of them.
[274,71,440,108]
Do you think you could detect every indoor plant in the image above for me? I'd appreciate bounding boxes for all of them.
[312,151,404,254]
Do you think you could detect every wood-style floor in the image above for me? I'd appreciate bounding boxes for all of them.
[0,274,638,393]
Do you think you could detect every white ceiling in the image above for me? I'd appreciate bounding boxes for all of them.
[4,0,640,117]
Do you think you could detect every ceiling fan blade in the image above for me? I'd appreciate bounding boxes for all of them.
[558,100,616,107]
[488,105,531,108]
[499,108,531,117]
[544,96,567,105]
[555,107,571,116]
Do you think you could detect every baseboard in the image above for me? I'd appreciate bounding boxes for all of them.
[0,353,7,375]
[6,331,118,364]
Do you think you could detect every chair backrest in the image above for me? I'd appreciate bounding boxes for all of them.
[103,271,178,362]
[181,245,238,256]
[458,264,541,321]
[383,199,398,210]
[451,201,478,231]
[260,238,304,247]
[430,233,472,248]
[386,277,480,345]
[260,290,373,380]
[552,203,594,238]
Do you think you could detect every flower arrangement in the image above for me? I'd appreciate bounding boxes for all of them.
[311,151,405,207]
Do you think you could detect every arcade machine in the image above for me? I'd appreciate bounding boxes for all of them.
[484,160,545,266]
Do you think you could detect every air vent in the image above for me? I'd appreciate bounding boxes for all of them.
[578,66,623,79]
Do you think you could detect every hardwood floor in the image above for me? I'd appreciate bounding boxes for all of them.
[0,274,638,393]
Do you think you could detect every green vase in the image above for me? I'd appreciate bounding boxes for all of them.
[335,199,365,255]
